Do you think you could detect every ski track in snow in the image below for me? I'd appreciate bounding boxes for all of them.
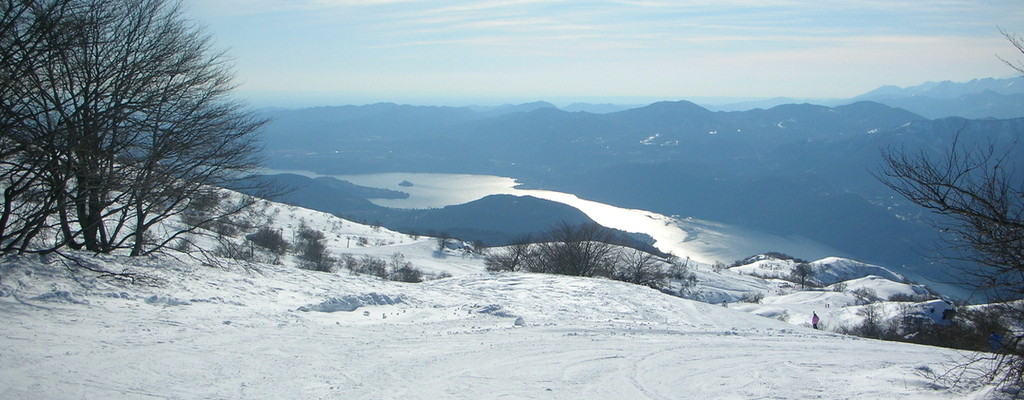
[0,255,991,400]
[0,197,998,399]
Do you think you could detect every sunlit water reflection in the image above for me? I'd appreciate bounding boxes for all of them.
[260,169,843,264]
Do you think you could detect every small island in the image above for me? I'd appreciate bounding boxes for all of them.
[398,180,414,187]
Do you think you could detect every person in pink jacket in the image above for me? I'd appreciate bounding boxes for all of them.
[812,312,820,329]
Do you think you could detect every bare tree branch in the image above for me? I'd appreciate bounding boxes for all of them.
[1,0,265,256]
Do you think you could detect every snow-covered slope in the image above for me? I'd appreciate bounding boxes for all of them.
[0,192,1000,399]
[726,254,951,334]
[0,253,993,399]
[836,274,931,300]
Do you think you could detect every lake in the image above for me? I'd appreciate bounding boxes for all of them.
[261,169,843,264]
[336,172,524,209]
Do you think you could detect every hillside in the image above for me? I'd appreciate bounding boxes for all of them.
[0,195,1004,399]
[236,173,601,246]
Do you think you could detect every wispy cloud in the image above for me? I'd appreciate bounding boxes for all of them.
[309,0,417,6]
[186,0,1024,101]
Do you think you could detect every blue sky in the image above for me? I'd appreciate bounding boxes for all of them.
[184,0,1024,107]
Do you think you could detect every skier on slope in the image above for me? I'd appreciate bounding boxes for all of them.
[812,312,820,330]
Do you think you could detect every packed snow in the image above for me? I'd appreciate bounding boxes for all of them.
[0,194,1002,399]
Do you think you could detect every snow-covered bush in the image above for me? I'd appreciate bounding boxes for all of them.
[668,257,698,296]
[887,292,933,302]
[390,264,424,283]
[246,227,288,255]
[851,287,880,305]
[739,292,765,304]
[387,253,423,283]
[294,225,335,272]
[353,256,387,279]
[729,252,808,267]
[836,303,1009,358]
[214,238,256,262]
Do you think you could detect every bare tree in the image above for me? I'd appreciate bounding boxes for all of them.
[999,28,1024,75]
[0,0,82,253]
[436,232,451,253]
[790,262,814,289]
[530,222,618,277]
[246,227,288,255]
[871,28,1024,394]
[667,255,698,295]
[0,0,264,255]
[879,133,1024,385]
[879,136,1024,301]
[613,248,669,290]
[484,236,535,272]
[878,89,1024,398]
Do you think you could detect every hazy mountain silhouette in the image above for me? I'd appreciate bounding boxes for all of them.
[849,77,1024,119]
[468,101,558,116]
[701,77,1024,119]
[856,77,1024,99]
[562,103,640,113]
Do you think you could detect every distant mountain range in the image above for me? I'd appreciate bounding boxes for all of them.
[252,78,1024,289]
[697,77,1024,119]
[856,77,1024,99]
[467,77,1024,119]
[846,77,1024,119]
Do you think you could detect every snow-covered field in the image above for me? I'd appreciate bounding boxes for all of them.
[0,254,994,399]
[0,196,1001,399]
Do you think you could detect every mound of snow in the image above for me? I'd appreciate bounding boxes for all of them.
[30,290,90,305]
[730,255,905,288]
[810,257,904,285]
[831,275,930,301]
[729,257,801,280]
[144,295,190,307]
[298,293,403,312]
[683,266,777,304]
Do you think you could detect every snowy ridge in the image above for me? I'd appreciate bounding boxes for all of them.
[728,255,905,287]
[810,256,905,285]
